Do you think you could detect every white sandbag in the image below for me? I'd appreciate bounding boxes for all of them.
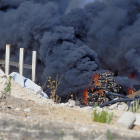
[9,72,26,87]
[25,78,41,93]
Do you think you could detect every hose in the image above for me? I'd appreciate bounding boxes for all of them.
[105,92,128,99]
[135,95,140,99]
[99,98,136,108]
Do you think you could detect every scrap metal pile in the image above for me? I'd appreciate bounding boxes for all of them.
[81,72,131,106]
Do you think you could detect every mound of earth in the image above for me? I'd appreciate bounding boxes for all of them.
[0,69,140,139]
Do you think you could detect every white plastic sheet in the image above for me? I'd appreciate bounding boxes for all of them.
[9,72,49,99]
[9,72,26,87]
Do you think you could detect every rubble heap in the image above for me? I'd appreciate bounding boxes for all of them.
[82,72,122,106]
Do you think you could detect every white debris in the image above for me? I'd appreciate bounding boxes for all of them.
[118,103,128,111]
[134,113,140,125]
[81,106,93,110]
[109,103,118,110]
[118,105,125,111]
[14,108,21,111]
[24,108,30,112]
[59,103,66,107]
[95,106,103,112]
[68,100,75,107]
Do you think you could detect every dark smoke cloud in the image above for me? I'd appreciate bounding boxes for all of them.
[1,0,140,97]
[66,0,86,14]
[0,0,71,13]
[0,0,99,97]
[61,0,140,80]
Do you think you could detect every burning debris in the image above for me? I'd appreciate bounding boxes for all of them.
[81,71,140,107]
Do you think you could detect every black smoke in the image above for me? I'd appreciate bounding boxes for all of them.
[1,0,140,97]
[62,0,140,78]
[0,0,99,97]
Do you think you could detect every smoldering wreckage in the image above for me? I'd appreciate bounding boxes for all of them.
[1,0,140,121]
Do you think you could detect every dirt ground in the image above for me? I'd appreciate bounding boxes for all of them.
[0,70,140,139]
[0,95,119,126]
[0,95,140,140]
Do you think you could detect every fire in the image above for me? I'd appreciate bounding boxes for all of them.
[128,87,134,95]
[89,81,94,91]
[98,90,103,95]
[93,74,101,86]
[82,74,101,106]
[83,89,88,106]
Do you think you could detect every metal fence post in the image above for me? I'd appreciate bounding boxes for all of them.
[19,48,24,75]
[5,44,10,75]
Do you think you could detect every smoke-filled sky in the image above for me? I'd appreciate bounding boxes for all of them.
[0,0,140,96]
[66,0,95,13]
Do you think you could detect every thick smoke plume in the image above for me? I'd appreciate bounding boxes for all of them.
[0,0,99,97]
[62,0,140,78]
[1,0,140,97]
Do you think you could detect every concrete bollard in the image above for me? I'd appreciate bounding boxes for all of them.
[115,112,136,129]
[134,113,140,125]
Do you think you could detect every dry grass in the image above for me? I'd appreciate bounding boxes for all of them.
[46,74,63,103]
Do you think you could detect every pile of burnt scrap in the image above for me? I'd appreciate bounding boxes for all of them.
[80,71,140,109]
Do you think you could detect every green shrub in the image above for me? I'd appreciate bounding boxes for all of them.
[107,130,113,140]
[91,107,113,124]
[4,76,12,94]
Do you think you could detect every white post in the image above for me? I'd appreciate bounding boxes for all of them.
[32,51,37,82]
[19,48,24,75]
[5,44,11,75]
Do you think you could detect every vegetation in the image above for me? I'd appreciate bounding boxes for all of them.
[47,74,63,103]
[129,99,140,113]
[107,130,113,140]
[4,76,12,94]
[91,105,113,124]
[61,130,64,140]
[61,130,64,135]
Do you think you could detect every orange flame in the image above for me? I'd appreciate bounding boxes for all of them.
[128,87,134,95]
[82,73,104,105]
[93,74,101,86]
[83,89,88,106]
[98,90,103,95]
[89,81,94,91]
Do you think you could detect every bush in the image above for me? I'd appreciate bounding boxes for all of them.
[91,107,113,124]
[4,76,12,94]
